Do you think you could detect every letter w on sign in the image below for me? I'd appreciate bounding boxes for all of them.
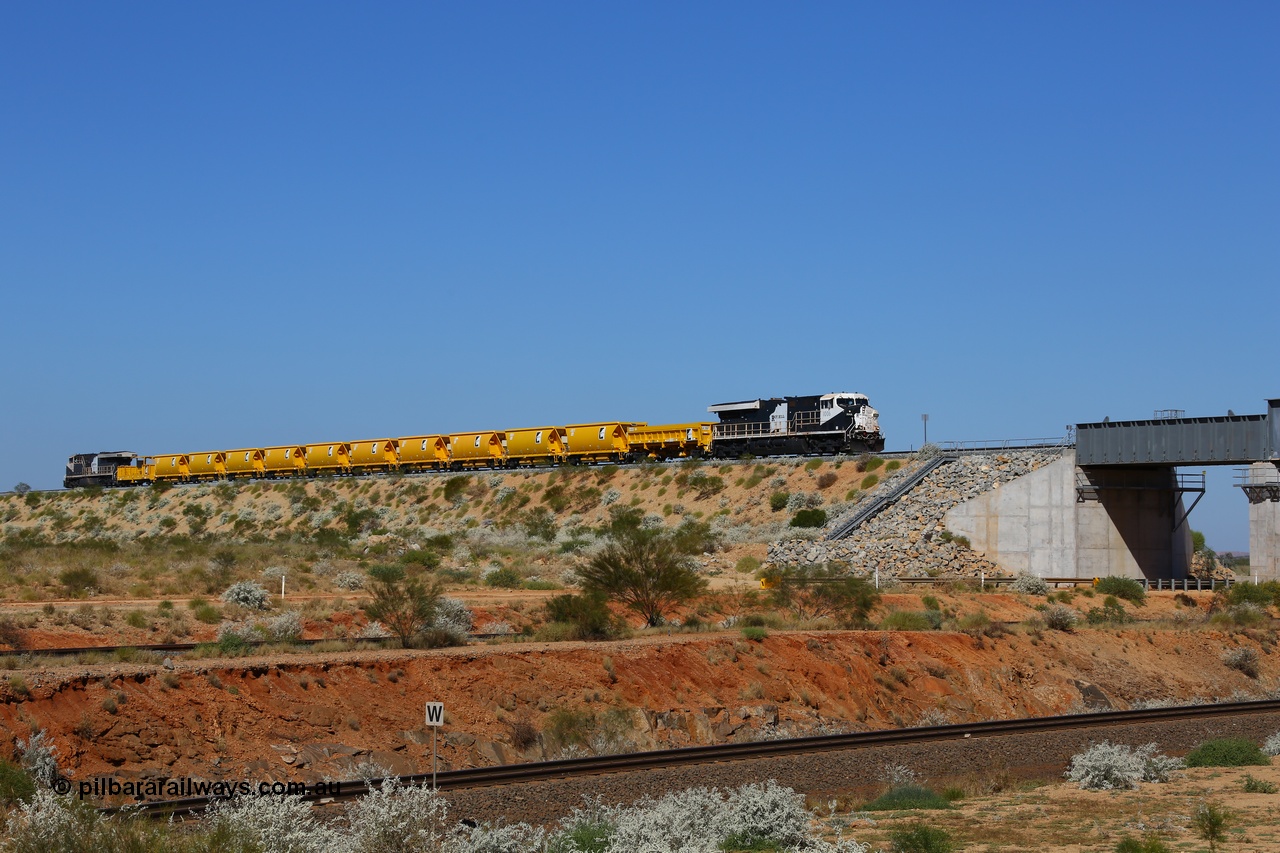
[425,702,444,727]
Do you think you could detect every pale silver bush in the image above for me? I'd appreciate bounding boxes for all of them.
[17,730,61,787]
[1011,572,1049,596]
[334,571,365,590]
[1043,603,1079,631]
[1064,741,1181,790]
[218,620,264,643]
[3,789,91,847]
[443,821,546,853]
[1263,731,1280,756]
[205,793,338,853]
[345,778,450,853]
[358,620,392,639]
[433,597,474,640]
[266,610,304,641]
[222,580,270,610]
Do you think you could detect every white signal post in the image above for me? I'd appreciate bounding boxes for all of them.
[425,702,444,789]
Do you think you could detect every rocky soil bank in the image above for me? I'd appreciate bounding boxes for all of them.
[1,592,1273,788]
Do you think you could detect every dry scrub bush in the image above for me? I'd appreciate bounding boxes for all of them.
[1064,741,1181,790]
[1222,646,1260,678]
[1010,572,1049,596]
[1042,604,1079,631]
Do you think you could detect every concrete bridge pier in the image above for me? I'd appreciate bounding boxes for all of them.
[1245,462,1280,581]
[945,451,1193,581]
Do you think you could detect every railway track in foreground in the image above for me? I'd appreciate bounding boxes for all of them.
[109,697,1280,818]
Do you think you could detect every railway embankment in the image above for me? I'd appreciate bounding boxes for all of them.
[769,449,1064,576]
[1,608,1273,788]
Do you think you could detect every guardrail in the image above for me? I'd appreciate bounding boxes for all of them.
[938,436,1073,452]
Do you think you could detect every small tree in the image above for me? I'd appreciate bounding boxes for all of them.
[363,565,443,647]
[1194,802,1231,853]
[11,483,31,496]
[576,533,707,627]
[766,564,880,625]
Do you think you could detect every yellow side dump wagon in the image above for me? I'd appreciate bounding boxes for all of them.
[225,449,266,479]
[153,454,190,482]
[448,431,507,468]
[262,446,306,477]
[625,423,714,460]
[504,426,567,466]
[398,435,449,472]
[563,423,630,463]
[115,460,153,485]
[187,451,228,481]
[350,439,399,472]
[305,443,352,475]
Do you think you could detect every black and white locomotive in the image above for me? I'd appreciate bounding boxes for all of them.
[707,392,884,458]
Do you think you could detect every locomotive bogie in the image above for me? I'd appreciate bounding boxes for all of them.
[503,427,567,466]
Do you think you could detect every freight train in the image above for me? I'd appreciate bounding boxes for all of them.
[63,392,883,488]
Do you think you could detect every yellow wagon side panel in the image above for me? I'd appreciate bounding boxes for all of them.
[305,443,352,473]
[504,426,566,465]
[187,451,227,480]
[153,454,190,481]
[448,431,506,467]
[563,423,629,462]
[225,449,266,477]
[398,435,449,470]
[349,439,398,471]
[262,446,306,474]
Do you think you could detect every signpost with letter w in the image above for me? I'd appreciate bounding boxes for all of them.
[425,702,444,789]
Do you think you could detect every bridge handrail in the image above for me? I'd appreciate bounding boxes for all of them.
[938,436,1073,452]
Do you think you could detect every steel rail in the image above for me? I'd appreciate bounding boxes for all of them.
[0,634,515,660]
[107,698,1280,818]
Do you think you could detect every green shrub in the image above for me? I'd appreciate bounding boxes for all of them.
[862,474,880,489]
[890,824,954,853]
[1115,836,1171,853]
[789,509,827,528]
[1086,596,1129,625]
[885,459,902,472]
[741,626,768,642]
[1227,581,1280,607]
[735,555,761,574]
[193,603,221,624]
[881,610,934,631]
[865,785,952,811]
[124,611,148,630]
[58,567,99,597]
[1183,737,1270,767]
[769,491,789,512]
[1243,773,1277,793]
[544,592,621,641]
[484,566,523,588]
[0,759,35,806]
[1095,575,1146,604]
[1211,603,1268,628]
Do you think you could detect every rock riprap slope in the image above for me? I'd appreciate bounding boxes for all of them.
[768,450,1064,577]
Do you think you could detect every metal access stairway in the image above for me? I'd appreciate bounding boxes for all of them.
[826,454,956,541]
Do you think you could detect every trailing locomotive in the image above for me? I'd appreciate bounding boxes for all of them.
[62,391,883,488]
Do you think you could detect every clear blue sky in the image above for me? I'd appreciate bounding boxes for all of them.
[1,3,1275,550]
